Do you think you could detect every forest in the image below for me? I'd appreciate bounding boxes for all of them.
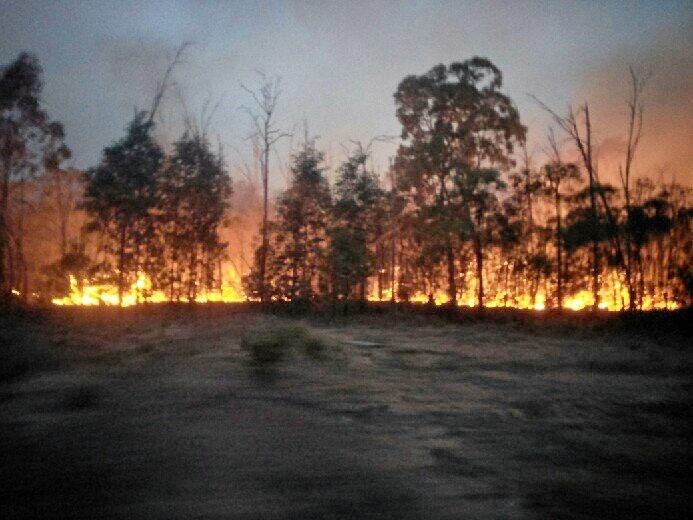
[1,51,691,312]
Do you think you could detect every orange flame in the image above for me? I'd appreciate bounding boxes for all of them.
[52,270,245,306]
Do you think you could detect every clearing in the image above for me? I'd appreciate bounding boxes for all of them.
[1,306,690,519]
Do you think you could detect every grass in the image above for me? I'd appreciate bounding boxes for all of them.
[0,307,62,383]
[1,303,690,518]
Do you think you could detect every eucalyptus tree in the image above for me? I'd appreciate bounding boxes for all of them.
[394,58,525,305]
[329,146,386,302]
[156,131,231,301]
[83,112,163,304]
[452,167,507,309]
[249,140,331,302]
[0,52,69,298]
[242,74,290,303]
[532,96,625,310]
[507,148,547,306]
[618,67,648,310]
[542,131,581,309]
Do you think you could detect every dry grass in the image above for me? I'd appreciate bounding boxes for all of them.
[1,304,690,519]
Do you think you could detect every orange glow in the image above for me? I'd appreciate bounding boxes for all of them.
[54,265,678,311]
[364,267,678,312]
[52,270,245,307]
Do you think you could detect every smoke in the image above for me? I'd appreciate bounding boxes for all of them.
[574,25,692,185]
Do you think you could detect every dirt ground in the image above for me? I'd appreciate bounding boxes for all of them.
[1,306,691,519]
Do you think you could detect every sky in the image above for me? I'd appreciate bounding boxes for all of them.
[1,0,691,187]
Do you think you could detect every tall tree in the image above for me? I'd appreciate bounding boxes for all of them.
[82,44,187,305]
[247,140,331,302]
[395,58,525,305]
[619,67,648,310]
[242,74,290,303]
[533,97,622,310]
[83,112,163,305]
[329,146,385,302]
[452,167,506,309]
[156,130,231,301]
[0,52,69,298]
[542,131,581,309]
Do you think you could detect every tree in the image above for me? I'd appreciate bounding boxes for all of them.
[506,146,546,307]
[82,44,187,305]
[394,58,526,305]
[83,112,163,305]
[541,131,581,309]
[329,146,386,302]
[242,74,290,303]
[43,167,85,256]
[452,167,506,309]
[0,52,69,298]
[532,97,624,310]
[619,67,648,310]
[156,130,231,301]
[247,140,331,302]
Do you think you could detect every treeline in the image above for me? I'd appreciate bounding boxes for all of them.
[82,112,231,303]
[1,51,231,303]
[1,52,691,309]
[243,59,691,310]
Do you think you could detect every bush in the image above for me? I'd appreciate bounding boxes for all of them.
[240,322,330,366]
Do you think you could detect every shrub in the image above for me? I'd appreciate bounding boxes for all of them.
[240,322,330,366]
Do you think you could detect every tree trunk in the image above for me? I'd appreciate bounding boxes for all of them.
[259,127,270,303]
[118,225,126,306]
[474,234,484,310]
[555,190,563,310]
[188,248,197,302]
[0,159,10,296]
[446,235,457,306]
[390,224,396,303]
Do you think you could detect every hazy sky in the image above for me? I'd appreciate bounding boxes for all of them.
[1,0,691,185]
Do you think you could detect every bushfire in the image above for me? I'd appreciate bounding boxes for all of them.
[50,267,678,311]
[51,271,245,307]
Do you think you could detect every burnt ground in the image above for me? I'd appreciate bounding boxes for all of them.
[1,305,691,519]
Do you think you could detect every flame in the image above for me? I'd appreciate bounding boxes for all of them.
[53,265,678,311]
[365,267,678,312]
[52,270,245,307]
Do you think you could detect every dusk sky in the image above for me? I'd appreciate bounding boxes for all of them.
[1,0,691,185]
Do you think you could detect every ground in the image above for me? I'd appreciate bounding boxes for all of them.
[1,306,691,519]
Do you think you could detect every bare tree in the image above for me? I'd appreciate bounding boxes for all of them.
[543,129,581,309]
[241,73,290,302]
[147,42,191,125]
[531,96,622,310]
[619,66,649,310]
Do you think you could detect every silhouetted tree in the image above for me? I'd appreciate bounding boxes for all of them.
[395,58,525,305]
[83,112,163,305]
[541,131,581,309]
[246,140,330,302]
[156,131,231,301]
[618,67,648,310]
[329,146,385,302]
[452,167,507,309]
[242,74,290,303]
[0,52,69,298]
